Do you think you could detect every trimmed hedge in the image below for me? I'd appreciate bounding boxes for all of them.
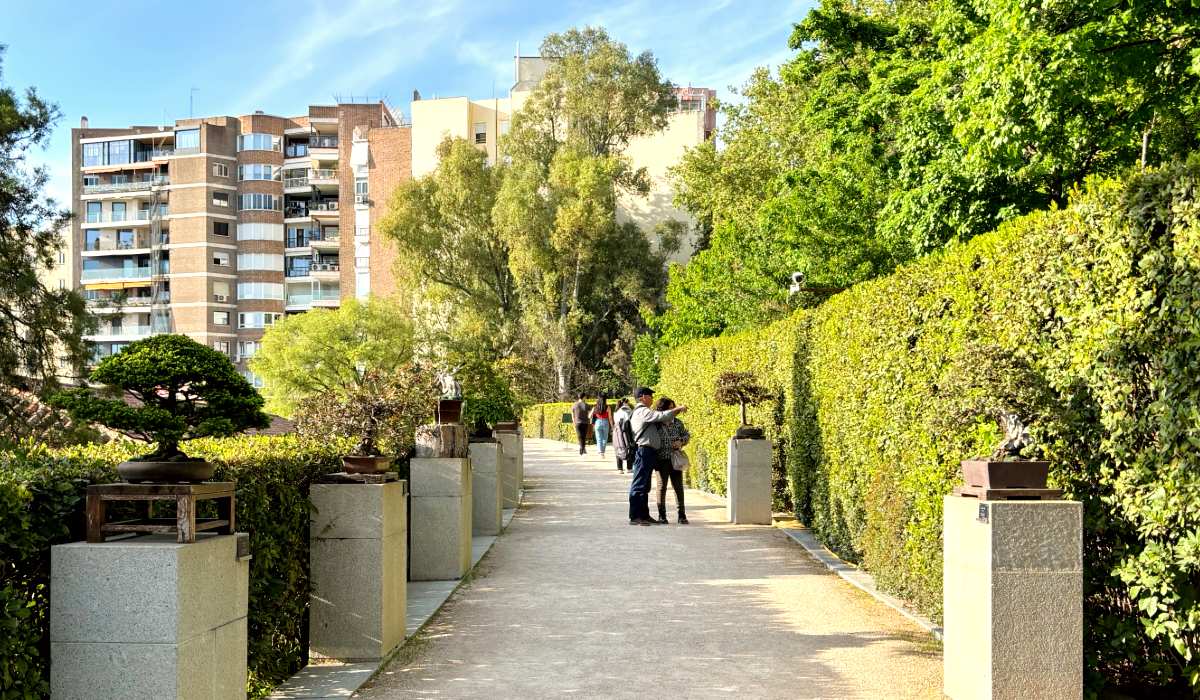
[652,165,1200,693]
[0,435,350,699]
[521,401,602,444]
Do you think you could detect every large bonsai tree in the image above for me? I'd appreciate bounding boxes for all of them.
[50,334,270,461]
[294,365,435,457]
[714,371,773,426]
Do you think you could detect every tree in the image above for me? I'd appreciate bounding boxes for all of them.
[250,299,414,417]
[379,137,517,358]
[294,366,434,457]
[49,335,269,461]
[496,27,676,398]
[0,46,93,386]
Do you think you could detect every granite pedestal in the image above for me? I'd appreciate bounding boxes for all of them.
[943,496,1083,700]
[495,430,522,508]
[727,437,772,524]
[51,533,249,700]
[309,481,407,661]
[409,457,472,580]
[468,442,504,536]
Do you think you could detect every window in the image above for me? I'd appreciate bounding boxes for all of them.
[473,122,487,144]
[214,341,230,356]
[86,202,101,223]
[213,281,230,302]
[355,178,368,196]
[238,341,261,362]
[236,253,283,271]
[58,279,66,290]
[58,251,65,265]
[499,120,510,137]
[111,173,129,185]
[213,251,230,267]
[238,133,280,152]
[238,193,281,211]
[237,282,284,300]
[242,369,265,388]
[238,312,282,329]
[111,202,126,221]
[213,221,229,237]
[175,128,200,151]
[213,192,229,207]
[238,164,277,181]
[107,140,130,165]
[286,257,311,277]
[237,223,284,241]
[213,311,229,326]
[212,163,229,178]
[82,142,105,167]
[83,174,100,187]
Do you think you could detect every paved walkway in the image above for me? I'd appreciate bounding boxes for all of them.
[358,439,941,699]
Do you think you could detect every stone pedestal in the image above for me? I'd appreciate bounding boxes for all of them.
[410,457,472,580]
[51,534,249,700]
[416,423,468,458]
[727,437,772,524]
[943,496,1082,700]
[469,442,504,536]
[495,430,522,508]
[309,481,407,661]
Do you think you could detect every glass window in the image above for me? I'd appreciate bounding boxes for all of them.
[499,120,510,137]
[85,230,102,250]
[473,122,487,144]
[238,312,282,329]
[238,193,280,211]
[106,140,130,165]
[111,173,129,185]
[82,174,100,187]
[213,222,229,237]
[212,163,228,177]
[238,164,277,181]
[213,192,229,207]
[111,202,126,221]
[175,128,200,151]
[117,230,135,248]
[213,281,230,301]
[213,251,230,267]
[286,257,311,277]
[242,369,265,388]
[237,223,284,241]
[82,142,105,167]
[213,311,229,325]
[355,178,368,195]
[86,202,101,223]
[214,341,230,355]
[238,133,279,152]
[237,282,284,300]
[236,253,283,271]
[238,341,261,361]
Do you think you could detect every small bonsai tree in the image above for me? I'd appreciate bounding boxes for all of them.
[295,365,435,457]
[50,334,270,461]
[715,371,773,427]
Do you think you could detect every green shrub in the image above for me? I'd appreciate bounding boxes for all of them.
[0,435,350,699]
[653,164,1200,693]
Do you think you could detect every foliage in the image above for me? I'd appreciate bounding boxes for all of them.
[251,299,414,417]
[49,335,268,461]
[459,361,519,428]
[495,27,676,397]
[379,137,517,359]
[629,332,660,388]
[0,46,93,386]
[294,366,434,458]
[660,0,1200,344]
[655,165,1200,693]
[0,435,350,699]
[713,371,773,426]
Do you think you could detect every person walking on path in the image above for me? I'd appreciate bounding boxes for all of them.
[570,394,590,455]
[590,395,612,457]
[612,399,633,473]
[652,396,690,524]
[629,387,686,525]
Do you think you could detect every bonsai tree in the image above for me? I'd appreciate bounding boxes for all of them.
[50,334,270,461]
[714,371,773,436]
[295,365,435,458]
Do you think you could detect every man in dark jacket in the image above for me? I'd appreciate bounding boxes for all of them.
[570,394,590,455]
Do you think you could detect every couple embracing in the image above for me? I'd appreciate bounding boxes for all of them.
[627,387,691,525]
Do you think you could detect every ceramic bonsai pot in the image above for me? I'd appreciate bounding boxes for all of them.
[493,421,519,432]
[734,425,765,440]
[118,459,214,483]
[960,459,1050,489]
[342,455,393,474]
[437,399,463,425]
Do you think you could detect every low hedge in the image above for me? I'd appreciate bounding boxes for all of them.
[652,164,1200,694]
[0,435,350,699]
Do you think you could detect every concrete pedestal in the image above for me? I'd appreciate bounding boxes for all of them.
[309,482,407,661]
[943,496,1082,700]
[469,442,504,536]
[495,430,522,508]
[410,457,472,580]
[727,437,772,524]
[51,533,249,700]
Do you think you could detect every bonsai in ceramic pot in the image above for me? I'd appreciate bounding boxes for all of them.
[961,413,1050,489]
[296,365,435,474]
[714,371,774,440]
[50,334,270,482]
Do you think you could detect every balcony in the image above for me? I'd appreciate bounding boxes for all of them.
[310,262,340,280]
[133,148,174,162]
[285,267,312,279]
[310,201,339,219]
[310,233,340,251]
[81,267,153,282]
[285,144,309,159]
[284,176,309,189]
[88,325,153,341]
[83,176,170,195]
[310,136,338,150]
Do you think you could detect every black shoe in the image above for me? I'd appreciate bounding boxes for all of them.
[630,518,653,526]
[677,514,689,524]
[653,516,669,525]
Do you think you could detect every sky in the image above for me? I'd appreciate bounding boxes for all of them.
[2,0,813,207]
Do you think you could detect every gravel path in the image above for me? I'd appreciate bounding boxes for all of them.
[358,438,942,699]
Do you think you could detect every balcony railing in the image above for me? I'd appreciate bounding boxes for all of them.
[313,287,340,300]
[310,136,338,149]
[81,267,153,281]
[133,148,174,162]
[285,268,311,278]
[93,325,153,339]
[83,176,169,195]
[310,168,337,181]
[311,263,340,273]
[284,177,308,188]
[286,293,313,306]
[285,145,309,158]
[311,201,339,212]
[85,239,142,251]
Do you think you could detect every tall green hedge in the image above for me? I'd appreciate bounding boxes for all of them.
[0,435,350,699]
[656,164,1200,693]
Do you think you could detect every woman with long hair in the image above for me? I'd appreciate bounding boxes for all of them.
[590,394,612,457]
[653,396,690,524]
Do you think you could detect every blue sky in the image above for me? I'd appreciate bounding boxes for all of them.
[3,0,812,207]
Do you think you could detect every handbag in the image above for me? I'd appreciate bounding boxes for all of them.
[671,449,690,471]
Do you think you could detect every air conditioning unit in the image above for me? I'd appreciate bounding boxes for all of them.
[355,194,369,205]
[214,294,228,303]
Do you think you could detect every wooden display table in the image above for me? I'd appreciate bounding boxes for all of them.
[86,482,235,543]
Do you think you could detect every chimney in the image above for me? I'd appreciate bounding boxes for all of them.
[255,110,264,115]
[80,116,89,128]
[412,89,421,102]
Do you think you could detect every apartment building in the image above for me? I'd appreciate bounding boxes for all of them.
[410,57,716,261]
[71,102,411,383]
